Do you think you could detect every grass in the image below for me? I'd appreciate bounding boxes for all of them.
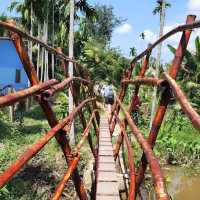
[0,94,93,199]
[155,115,200,166]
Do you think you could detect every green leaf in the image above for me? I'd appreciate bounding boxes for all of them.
[0,186,9,195]
[195,36,200,59]
[167,44,176,54]
[7,0,20,12]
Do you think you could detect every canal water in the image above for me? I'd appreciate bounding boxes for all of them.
[163,166,200,200]
[141,166,200,200]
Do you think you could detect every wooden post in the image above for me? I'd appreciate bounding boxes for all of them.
[6,20,88,200]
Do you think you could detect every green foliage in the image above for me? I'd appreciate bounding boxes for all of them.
[0,186,10,200]
[0,87,97,198]
[0,13,8,36]
[155,111,200,165]
[152,0,171,15]
[8,0,97,46]
[73,4,128,87]
[80,38,129,86]
[129,47,137,57]
[168,37,200,110]
[76,5,128,85]
[53,92,68,119]
[76,4,122,47]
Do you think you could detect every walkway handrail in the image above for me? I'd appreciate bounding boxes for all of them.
[0,79,58,107]
[122,77,162,87]
[0,98,96,189]
[1,19,100,128]
[0,20,78,63]
[0,76,92,107]
[52,110,99,200]
[163,72,200,130]
[0,19,100,200]
[76,110,98,154]
[51,154,81,200]
[110,14,200,200]
[110,14,195,135]
[130,16,200,66]
[114,113,136,200]
[116,98,169,200]
[110,15,199,126]
[43,76,91,99]
[135,15,196,194]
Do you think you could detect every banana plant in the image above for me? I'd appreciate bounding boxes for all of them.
[167,36,200,110]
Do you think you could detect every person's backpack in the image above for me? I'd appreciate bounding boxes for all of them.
[107,87,114,98]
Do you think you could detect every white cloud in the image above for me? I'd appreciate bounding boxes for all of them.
[188,0,200,11]
[187,0,200,48]
[163,23,200,51]
[187,28,200,50]
[115,23,132,34]
[188,0,200,14]
[164,24,178,33]
[143,29,157,43]
[164,24,182,44]
[143,24,181,45]
[140,19,200,62]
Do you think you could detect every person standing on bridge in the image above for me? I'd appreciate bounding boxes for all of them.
[104,83,115,105]
[104,83,115,117]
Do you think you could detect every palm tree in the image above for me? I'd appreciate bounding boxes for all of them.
[150,0,171,126]
[130,47,137,57]
[8,0,45,80]
[7,0,96,82]
[0,13,8,36]
[139,32,145,40]
[51,0,55,78]
[152,0,171,15]
[68,0,75,144]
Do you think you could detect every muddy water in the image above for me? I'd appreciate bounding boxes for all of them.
[142,166,200,200]
[163,166,200,200]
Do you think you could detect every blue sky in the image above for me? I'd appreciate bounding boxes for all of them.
[1,0,200,62]
[88,0,200,62]
[0,0,16,16]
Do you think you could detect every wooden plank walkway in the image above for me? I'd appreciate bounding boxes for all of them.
[96,115,120,200]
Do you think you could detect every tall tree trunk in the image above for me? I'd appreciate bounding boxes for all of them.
[46,8,49,81]
[150,0,166,127]
[44,10,49,81]
[41,20,46,81]
[37,23,41,79]
[69,0,75,144]
[41,47,44,81]
[26,1,33,111]
[51,1,55,78]
[8,87,14,122]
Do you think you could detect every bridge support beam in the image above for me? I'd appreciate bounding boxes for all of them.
[7,20,88,200]
[135,15,196,193]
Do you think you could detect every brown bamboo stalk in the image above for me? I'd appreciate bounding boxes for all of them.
[116,98,169,200]
[163,72,200,130]
[0,79,58,107]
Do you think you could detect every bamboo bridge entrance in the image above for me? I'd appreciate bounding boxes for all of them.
[0,15,200,200]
